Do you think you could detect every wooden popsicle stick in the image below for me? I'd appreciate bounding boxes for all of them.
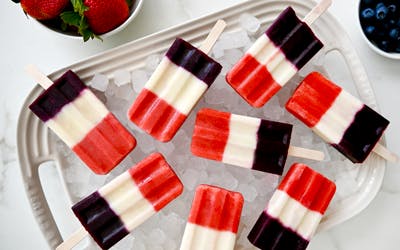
[288,146,325,161]
[25,64,53,89]
[373,143,400,163]
[56,227,88,250]
[199,19,227,54]
[302,0,332,26]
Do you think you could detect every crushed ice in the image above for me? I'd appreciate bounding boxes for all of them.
[56,13,364,250]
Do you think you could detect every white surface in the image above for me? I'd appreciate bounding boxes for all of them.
[0,1,399,250]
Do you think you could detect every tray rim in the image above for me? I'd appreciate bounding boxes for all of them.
[17,0,386,248]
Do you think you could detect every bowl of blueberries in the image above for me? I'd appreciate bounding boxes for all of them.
[359,0,400,59]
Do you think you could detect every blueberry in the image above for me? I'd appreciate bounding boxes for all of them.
[365,25,376,35]
[379,40,389,51]
[361,8,375,19]
[361,0,374,5]
[376,3,388,20]
[388,4,397,13]
[389,28,400,40]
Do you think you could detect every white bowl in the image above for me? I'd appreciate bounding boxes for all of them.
[358,1,400,60]
[35,0,144,40]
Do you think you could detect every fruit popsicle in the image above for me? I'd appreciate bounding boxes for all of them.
[27,66,136,174]
[248,163,336,250]
[191,108,324,175]
[226,1,331,107]
[57,153,183,250]
[180,184,244,250]
[286,72,394,163]
[128,20,225,142]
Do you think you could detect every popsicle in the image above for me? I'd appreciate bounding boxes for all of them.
[286,72,398,163]
[226,0,332,107]
[127,20,225,142]
[27,66,136,174]
[248,163,336,250]
[180,184,244,250]
[56,153,183,250]
[191,108,325,175]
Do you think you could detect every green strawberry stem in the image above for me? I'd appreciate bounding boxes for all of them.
[60,0,101,41]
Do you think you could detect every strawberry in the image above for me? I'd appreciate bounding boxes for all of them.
[61,0,131,41]
[84,0,130,34]
[20,0,69,20]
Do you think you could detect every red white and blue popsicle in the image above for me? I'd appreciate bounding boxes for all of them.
[191,108,324,175]
[226,0,332,107]
[27,66,136,174]
[57,153,183,250]
[248,163,336,250]
[128,20,225,142]
[286,72,398,163]
[180,184,244,250]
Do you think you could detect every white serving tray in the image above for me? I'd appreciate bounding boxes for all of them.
[17,0,386,249]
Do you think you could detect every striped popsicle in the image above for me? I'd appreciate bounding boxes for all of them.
[28,69,136,174]
[226,5,326,107]
[191,108,324,175]
[128,21,225,142]
[69,153,183,249]
[248,163,336,250]
[180,184,244,250]
[286,72,391,163]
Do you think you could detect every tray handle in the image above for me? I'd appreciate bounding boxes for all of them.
[20,158,64,249]
[17,100,65,250]
[332,36,379,109]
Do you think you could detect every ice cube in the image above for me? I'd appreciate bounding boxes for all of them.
[182,168,199,191]
[113,234,134,250]
[115,82,135,101]
[224,48,243,65]
[239,13,261,34]
[164,238,177,250]
[131,70,149,93]
[220,30,252,50]
[137,133,156,154]
[205,88,225,105]
[212,42,225,59]
[221,170,239,190]
[212,30,251,58]
[106,98,129,122]
[156,142,175,157]
[113,69,131,87]
[148,228,167,245]
[238,183,258,202]
[105,82,118,99]
[131,234,146,250]
[90,73,109,92]
[218,58,233,76]
[145,54,162,72]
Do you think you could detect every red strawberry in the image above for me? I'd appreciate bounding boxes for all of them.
[61,0,131,41]
[84,0,130,34]
[20,0,69,20]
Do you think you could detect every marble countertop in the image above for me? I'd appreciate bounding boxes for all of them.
[1,0,399,249]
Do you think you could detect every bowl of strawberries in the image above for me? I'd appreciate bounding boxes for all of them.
[14,0,144,41]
